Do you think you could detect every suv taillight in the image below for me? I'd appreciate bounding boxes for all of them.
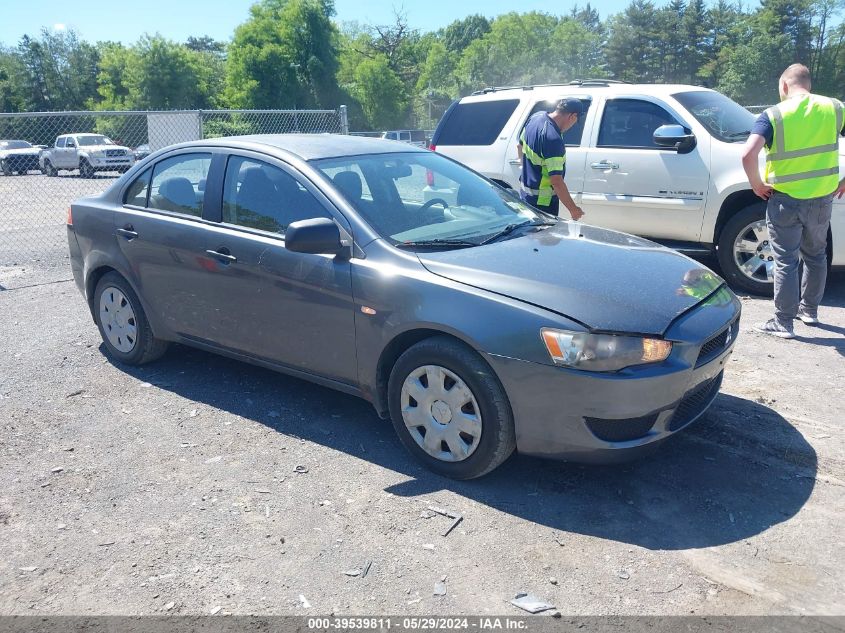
[428,144,436,151]
[426,169,435,187]
[66,207,73,226]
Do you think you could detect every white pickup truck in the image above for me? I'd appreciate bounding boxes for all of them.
[431,81,845,295]
[40,133,134,179]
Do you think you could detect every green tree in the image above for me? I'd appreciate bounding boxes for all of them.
[605,1,663,82]
[226,0,340,109]
[349,55,406,128]
[440,15,491,54]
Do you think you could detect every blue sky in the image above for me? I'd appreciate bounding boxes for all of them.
[0,0,633,46]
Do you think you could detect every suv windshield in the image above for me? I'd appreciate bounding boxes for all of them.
[0,141,33,150]
[76,135,115,146]
[314,152,550,247]
[672,91,756,143]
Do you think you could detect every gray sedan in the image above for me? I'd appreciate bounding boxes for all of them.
[67,134,740,479]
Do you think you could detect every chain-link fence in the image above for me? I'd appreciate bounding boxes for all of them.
[0,107,348,269]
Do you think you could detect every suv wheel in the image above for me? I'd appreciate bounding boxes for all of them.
[717,203,774,296]
[93,272,168,365]
[79,159,94,179]
[388,336,515,479]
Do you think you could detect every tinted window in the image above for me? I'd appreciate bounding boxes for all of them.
[56,138,66,148]
[598,99,680,148]
[222,156,329,233]
[525,99,590,147]
[672,90,755,143]
[436,99,520,146]
[124,168,151,207]
[149,153,211,216]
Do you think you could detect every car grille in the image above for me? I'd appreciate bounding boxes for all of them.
[585,413,659,442]
[668,371,723,431]
[696,319,739,366]
[105,149,126,157]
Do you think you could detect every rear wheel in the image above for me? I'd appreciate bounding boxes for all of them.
[43,159,57,177]
[388,336,515,479]
[717,203,774,296]
[93,272,168,365]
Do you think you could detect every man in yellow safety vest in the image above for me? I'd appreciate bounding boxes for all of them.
[742,63,845,339]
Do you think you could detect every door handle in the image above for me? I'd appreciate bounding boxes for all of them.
[508,158,521,165]
[205,249,237,264]
[116,226,138,240]
[591,160,619,170]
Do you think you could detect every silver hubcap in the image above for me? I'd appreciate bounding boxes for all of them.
[99,287,138,353]
[400,365,482,463]
[733,219,775,285]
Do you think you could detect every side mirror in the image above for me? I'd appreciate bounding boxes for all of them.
[653,124,696,154]
[285,217,345,255]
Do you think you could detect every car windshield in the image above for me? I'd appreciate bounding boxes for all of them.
[1,141,33,149]
[76,135,115,146]
[672,91,757,143]
[313,152,550,247]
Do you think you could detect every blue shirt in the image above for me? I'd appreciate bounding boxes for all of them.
[519,112,566,206]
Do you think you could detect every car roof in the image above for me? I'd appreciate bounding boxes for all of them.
[459,83,715,103]
[176,133,429,161]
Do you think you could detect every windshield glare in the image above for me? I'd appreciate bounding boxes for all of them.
[77,135,115,146]
[314,152,547,245]
[0,141,33,150]
[672,91,756,143]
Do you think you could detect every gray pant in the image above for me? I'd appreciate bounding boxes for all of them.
[766,191,832,325]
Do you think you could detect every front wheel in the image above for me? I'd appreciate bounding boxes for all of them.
[388,337,515,479]
[93,272,168,365]
[717,203,774,296]
[79,159,94,179]
[1,160,11,176]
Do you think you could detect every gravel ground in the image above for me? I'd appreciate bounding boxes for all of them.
[0,257,842,617]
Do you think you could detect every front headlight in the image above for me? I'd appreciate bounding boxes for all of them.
[541,328,672,372]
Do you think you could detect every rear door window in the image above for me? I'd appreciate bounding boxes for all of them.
[148,153,211,217]
[124,168,152,207]
[524,99,590,147]
[56,138,66,148]
[435,99,520,146]
[597,99,681,148]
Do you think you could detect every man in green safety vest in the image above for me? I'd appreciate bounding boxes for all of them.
[517,98,585,220]
[742,63,845,339]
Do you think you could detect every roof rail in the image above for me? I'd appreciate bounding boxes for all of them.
[568,79,629,86]
[470,80,629,95]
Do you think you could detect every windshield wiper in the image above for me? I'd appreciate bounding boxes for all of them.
[480,220,554,245]
[396,238,479,249]
[723,131,751,140]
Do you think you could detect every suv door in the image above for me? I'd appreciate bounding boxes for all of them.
[582,97,709,241]
[195,152,357,385]
[503,97,592,210]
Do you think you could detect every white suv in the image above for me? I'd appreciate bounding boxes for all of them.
[431,80,845,295]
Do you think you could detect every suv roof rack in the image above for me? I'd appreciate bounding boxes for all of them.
[568,79,629,86]
[470,80,629,95]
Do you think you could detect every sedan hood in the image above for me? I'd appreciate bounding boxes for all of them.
[0,148,40,157]
[417,223,723,335]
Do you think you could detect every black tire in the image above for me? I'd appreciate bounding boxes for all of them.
[1,160,10,176]
[93,272,168,365]
[43,159,57,177]
[717,203,774,296]
[79,159,94,179]
[387,336,516,479]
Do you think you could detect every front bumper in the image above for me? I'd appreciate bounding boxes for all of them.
[88,156,134,169]
[487,293,741,463]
